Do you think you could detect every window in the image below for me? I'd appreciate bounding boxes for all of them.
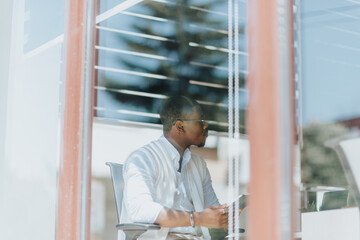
[95,0,247,133]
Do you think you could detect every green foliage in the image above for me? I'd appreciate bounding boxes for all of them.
[300,201,317,213]
[301,122,349,186]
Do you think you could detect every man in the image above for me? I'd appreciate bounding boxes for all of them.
[120,95,228,239]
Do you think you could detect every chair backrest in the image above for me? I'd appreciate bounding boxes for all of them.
[106,162,124,223]
[326,136,360,208]
[337,137,360,207]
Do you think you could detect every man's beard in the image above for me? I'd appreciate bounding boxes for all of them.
[197,129,208,147]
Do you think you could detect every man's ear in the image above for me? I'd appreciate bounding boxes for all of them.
[175,120,185,133]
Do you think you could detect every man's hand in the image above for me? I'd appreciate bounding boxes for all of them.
[194,205,228,229]
[155,205,228,229]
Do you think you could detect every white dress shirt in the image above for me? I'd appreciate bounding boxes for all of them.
[120,136,220,239]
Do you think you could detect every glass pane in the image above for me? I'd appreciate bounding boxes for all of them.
[95,0,247,133]
[299,0,360,238]
[92,0,249,239]
[0,0,64,239]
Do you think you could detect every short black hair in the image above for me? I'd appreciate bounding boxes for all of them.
[160,95,202,133]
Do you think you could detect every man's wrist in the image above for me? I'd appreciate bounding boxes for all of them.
[193,212,200,227]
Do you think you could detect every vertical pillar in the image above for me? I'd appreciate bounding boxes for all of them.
[0,0,13,169]
[57,0,96,239]
[0,4,14,233]
[247,0,295,240]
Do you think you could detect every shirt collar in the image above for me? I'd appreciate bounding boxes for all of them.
[159,135,192,172]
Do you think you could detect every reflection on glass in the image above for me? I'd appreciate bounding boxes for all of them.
[301,123,348,187]
[96,0,246,132]
[92,1,249,239]
[299,0,360,212]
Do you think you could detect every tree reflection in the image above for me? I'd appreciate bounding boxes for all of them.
[301,122,349,186]
[102,0,245,132]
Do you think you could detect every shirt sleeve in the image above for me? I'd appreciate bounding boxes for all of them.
[123,151,164,223]
[201,159,221,207]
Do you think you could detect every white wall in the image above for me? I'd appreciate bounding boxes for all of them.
[302,208,360,240]
[92,121,163,177]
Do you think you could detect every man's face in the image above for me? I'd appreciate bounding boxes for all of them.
[182,107,209,147]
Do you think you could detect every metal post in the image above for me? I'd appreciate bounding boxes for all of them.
[247,0,296,239]
[57,0,96,239]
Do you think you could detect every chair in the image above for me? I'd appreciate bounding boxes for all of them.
[325,135,360,210]
[106,162,160,240]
